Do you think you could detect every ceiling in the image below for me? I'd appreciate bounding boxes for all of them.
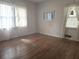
[27,0,48,3]
[27,0,79,3]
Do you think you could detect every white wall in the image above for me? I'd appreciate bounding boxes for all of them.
[0,0,79,41]
[37,0,67,38]
[0,0,37,41]
[37,0,79,39]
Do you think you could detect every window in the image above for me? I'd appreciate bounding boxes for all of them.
[15,7,27,27]
[66,7,78,28]
[0,4,27,30]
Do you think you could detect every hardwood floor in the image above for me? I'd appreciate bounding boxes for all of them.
[0,33,79,59]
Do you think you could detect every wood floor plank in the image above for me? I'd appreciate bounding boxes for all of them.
[0,33,79,59]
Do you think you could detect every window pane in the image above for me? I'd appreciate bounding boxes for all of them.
[0,4,13,17]
[0,4,14,30]
[0,4,27,30]
[15,7,27,27]
[66,17,78,28]
[67,7,77,17]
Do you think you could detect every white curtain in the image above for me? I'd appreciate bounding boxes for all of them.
[0,4,27,30]
[0,4,15,30]
[15,6,27,27]
[0,2,27,41]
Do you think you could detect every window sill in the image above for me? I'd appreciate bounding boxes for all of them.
[66,27,78,29]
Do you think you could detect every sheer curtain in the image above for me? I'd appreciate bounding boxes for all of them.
[0,4,27,30]
[15,6,27,27]
[0,2,27,41]
[0,4,15,30]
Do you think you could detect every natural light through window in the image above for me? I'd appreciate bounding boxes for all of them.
[0,4,27,30]
[0,4,14,30]
[66,7,78,28]
[15,7,27,27]
[66,17,78,28]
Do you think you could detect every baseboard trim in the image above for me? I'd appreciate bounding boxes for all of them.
[39,32,64,39]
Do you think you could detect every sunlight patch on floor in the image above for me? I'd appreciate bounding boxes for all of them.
[21,39,32,43]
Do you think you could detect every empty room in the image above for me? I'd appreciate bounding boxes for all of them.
[0,0,79,59]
